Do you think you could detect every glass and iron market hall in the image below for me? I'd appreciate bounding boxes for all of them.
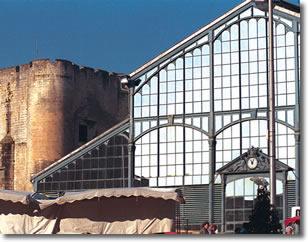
[31,0,300,232]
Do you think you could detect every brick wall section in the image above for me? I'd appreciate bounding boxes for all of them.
[0,59,128,191]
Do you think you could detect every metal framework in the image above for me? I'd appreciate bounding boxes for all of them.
[31,0,300,233]
[130,0,300,230]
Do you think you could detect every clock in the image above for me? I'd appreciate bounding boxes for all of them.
[247,157,258,170]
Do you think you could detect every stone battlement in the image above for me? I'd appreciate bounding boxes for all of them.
[0,58,117,79]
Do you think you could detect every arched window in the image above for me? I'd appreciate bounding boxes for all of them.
[213,18,296,112]
[216,120,295,179]
[135,126,209,187]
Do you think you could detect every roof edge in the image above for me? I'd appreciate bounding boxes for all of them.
[276,0,300,13]
[129,0,300,79]
[129,0,252,78]
[31,118,130,182]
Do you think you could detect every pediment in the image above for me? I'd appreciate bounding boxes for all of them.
[216,147,293,175]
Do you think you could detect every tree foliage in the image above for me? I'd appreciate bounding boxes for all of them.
[247,185,282,234]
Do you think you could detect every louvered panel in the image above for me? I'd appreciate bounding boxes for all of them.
[178,185,210,228]
[213,184,222,224]
[287,180,296,217]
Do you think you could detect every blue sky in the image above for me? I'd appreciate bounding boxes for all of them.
[0,0,300,73]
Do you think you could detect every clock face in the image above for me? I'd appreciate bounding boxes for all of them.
[247,157,258,169]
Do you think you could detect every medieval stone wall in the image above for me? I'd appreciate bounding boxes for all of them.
[0,59,128,191]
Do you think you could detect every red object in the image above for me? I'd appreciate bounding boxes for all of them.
[164,232,177,235]
[284,216,300,226]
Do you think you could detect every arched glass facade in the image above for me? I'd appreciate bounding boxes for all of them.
[133,6,299,184]
[131,3,300,230]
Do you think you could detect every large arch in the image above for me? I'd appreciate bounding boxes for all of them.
[216,119,295,180]
[134,123,209,142]
[215,117,295,137]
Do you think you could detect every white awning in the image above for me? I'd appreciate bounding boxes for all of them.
[52,187,184,205]
[0,190,33,205]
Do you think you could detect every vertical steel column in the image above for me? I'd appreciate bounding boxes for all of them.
[221,174,226,233]
[128,86,135,187]
[294,132,300,206]
[208,30,216,223]
[238,21,243,155]
[183,56,186,186]
[208,138,216,223]
[265,8,270,156]
[294,21,300,207]
[268,0,276,206]
[157,72,161,186]
[282,171,288,227]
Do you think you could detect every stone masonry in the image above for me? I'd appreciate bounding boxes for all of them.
[0,59,128,191]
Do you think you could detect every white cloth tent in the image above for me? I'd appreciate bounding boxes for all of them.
[0,187,184,234]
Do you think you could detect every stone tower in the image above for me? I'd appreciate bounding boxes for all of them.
[0,59,128,191]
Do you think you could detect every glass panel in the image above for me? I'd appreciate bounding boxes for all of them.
[240,21,248,39]
[222,30,230,41]
[249,19,257,38]
[214,40,222,53]
[38,132,129,192]
[230,24,239,40]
